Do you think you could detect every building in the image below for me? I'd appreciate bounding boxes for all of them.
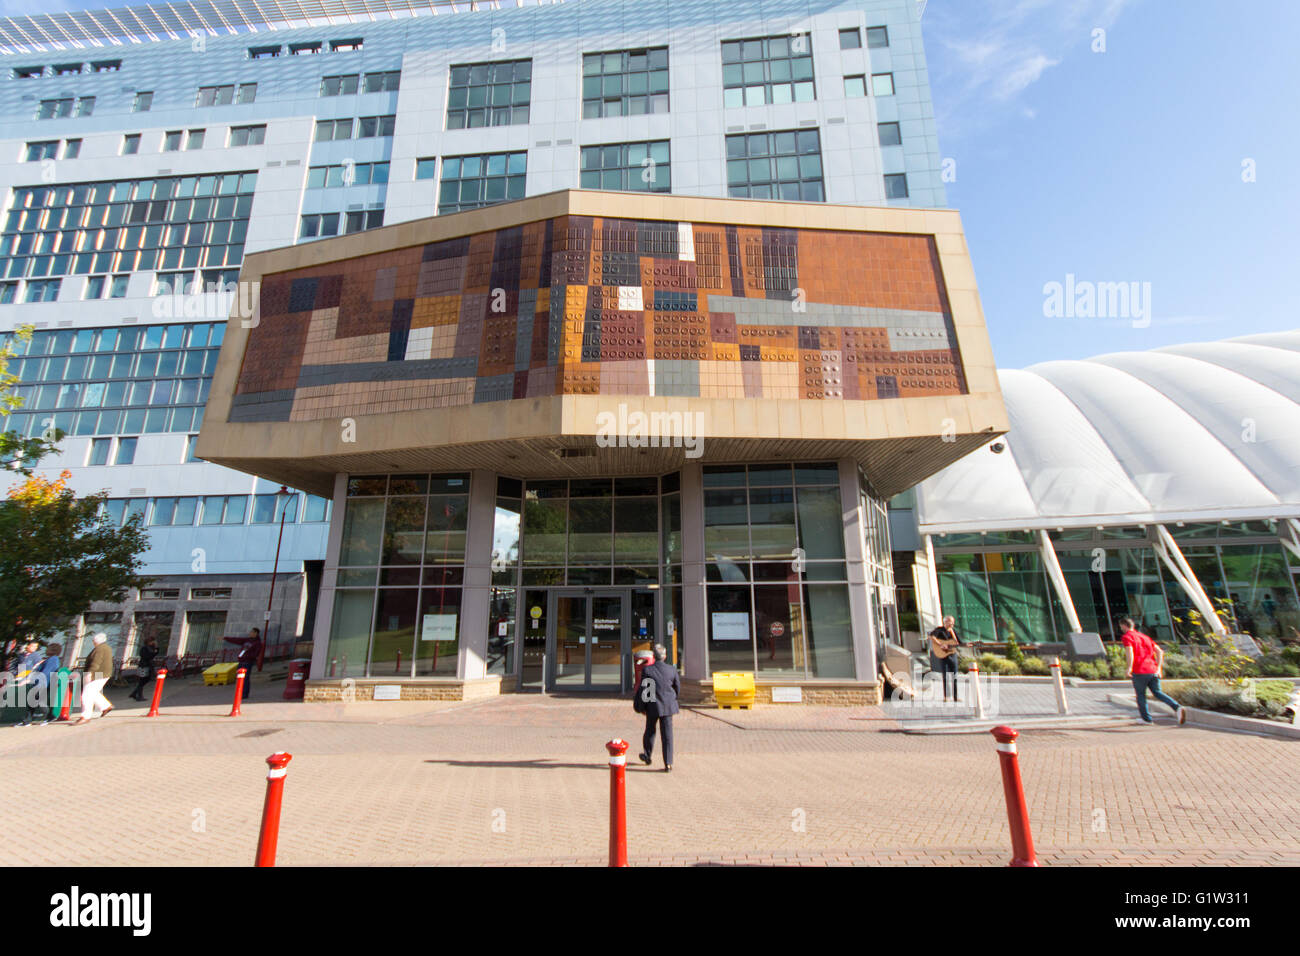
[2,0,1000,690]
[891,330,1300,651]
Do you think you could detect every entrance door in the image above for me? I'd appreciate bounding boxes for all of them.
[548,590,629,692]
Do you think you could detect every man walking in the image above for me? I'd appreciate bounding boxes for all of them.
[18,642,62,726]
[75,633,115,725]
[929,615,963,702]
[223,627,263,700]
[129,637,159,701]
[635,643,680,772]
[1119,616,1185,725]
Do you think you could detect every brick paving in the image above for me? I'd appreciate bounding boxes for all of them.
[1,683,1296,867]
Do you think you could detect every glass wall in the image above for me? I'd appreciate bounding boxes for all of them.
[518,477,660,586]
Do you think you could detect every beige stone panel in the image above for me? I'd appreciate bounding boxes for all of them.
[778,402,802,439]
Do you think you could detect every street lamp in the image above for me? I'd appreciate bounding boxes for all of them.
[260,485,292,670]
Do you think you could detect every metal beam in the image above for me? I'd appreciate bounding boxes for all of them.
[1152,524,1228,637]
[1038,530,1082,634]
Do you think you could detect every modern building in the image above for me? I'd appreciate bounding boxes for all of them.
[891,331,1300,651]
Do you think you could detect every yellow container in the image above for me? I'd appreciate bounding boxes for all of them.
[712,671,756,710]
[203,662,239,686]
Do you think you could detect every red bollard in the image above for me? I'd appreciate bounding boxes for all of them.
[990,725,1038,867]
[55,675,73,722]
[146,668,167,717]
[605,738,629,867]
[229,668,246,717]
[254,752,293,867]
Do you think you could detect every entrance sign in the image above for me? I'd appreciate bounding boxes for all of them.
[712,612,750,641]
[373,685,401,700]
[422,613,457,642]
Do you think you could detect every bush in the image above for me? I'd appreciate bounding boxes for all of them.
[1072,661,1102,681]
[1005,635,1027,668]
[1161,653,1199,679]
[1168,678,1294,719]
[1282,645,1300,666]
[1106,645,1129,679]
[977,653,1000,673]
[1020,656,1050,676]
[956,655,976,674]
[1256,654,1300,678]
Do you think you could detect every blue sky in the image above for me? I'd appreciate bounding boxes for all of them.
[2,0,1296,369]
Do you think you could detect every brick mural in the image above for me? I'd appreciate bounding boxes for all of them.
[230,216,967,423]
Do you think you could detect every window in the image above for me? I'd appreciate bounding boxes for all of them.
[151,497,199,526]
[0,283,16,304]
[357,114,396,137]
[438,151,526,214]
[84,275,106,299]
[363,70,400,93]
[133,91,153,112]
[190,587,233,599]
[580,140,670,192]
[109,275,129,298]
[877,121,901,146]
[62,139,81,159]
[320,73,359,96]
[303,495,330,522]
[446,60,531,129]
[237,83,257,104]
[839,28,862,50]
[91,60,122,73]
[24,279,61,302]
[25,141,59,161]
[331,38,363,53]
[290,42,323,56]
[139,588,179,600]
[314,118,353,141]
[196,84,234,107]
[154,271,192,295]
[13,66,43,79]
[415,157,437,180]
[581,47,669,118]
[883,173,909,199]
[306,162,390,188]
[229,124,266,147]
[122,134,141,155]
[87,437,111,466]
[201,268,239,292]
[186,129,205,150]
[163,130,182,151]
[76,96,95,117]
[866,26,889,48]
[248,45,281,60]
[37,98,73,120]
[113,436,137,464]
[298,213,340,239]
[54,63,82,77]
[721,34,815,108]
[843,75,866,98]
[726,129,824,201]
[252,492,299,524]
[184,434,201,462]
[344,209,384,233]
[201,494,247,525]
[871,72,895,96]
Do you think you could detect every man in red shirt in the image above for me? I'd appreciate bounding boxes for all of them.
[1119,617,1185,724]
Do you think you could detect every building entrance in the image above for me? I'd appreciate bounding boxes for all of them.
[516,587,657,693]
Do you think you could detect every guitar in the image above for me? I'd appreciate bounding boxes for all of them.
[929,629,960,659]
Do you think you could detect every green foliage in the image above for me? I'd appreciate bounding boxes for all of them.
[1255,654,1300,678]
[1198,632,1256,682]
[1020,656,1050,676]
[1168,678,1294,719]
[1160,652,1199,679]
[1072,661,1103,681]
[1105,644,1129,678]
[956,655,976,674]
[1004,634,1026,667]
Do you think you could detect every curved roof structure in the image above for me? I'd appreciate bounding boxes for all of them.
[916,330,1300,532]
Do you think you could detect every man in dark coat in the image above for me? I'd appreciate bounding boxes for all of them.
[636,643,680,771]
[223,627,263,699]
[130,637,159,701]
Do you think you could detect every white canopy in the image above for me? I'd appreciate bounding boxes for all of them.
[916,330,1300,532]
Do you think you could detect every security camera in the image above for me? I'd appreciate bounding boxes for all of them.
[990,442,1006,454]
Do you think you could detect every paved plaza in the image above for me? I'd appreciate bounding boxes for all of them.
[2,675,1297,867]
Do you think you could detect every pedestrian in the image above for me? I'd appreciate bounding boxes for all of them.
[223,627,263,700]
[75,633,115,725]
[634,643,680,772]
[18,642,62,726]
[1119,616,1185,725]
[129,636,159,701]
[929,615,963,702]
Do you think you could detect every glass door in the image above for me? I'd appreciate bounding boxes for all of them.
[547,590,629,692]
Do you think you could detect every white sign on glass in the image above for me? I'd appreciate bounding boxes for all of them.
[711,612,750,641]
[422,613,457,642]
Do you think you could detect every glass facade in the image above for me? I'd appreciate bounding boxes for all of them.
[581,47,669,118]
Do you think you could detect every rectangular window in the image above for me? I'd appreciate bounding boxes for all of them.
[579,140,670,192]
[196,85,235,107]
[87,437,111,466]
[843,74,866,98]
[132,91,153,112]
[23,279,61,302]
[304,495,330,522]
[248,45,281,60]
[76,97,95,117]
[415,157,437,180]
[63,139,81,159]
[580,47,669,118]
[91,60,122,73]
[109,275,129,298]
[54,63,82,77]
[14,66,44,79]
[229,124,266,147]
[314,118,354,141]
[883,173,909,199]
[298,213,340,239]
[866,26,890,48]
[721,34,815,108]
[838,28,862,50]
[122,134,141,155]
[186,129,205,150]
[332,39,364,53]
[84,275,105,299]
[201,495,247,525]
[237,83,257,104]
[0,283,16,304]
[115,436,137,464]
[363,70,400,93]
[344,209,384,233]
[320,74,359,96]
[154,271,192,295]
[289,42,323,56]
[877,121,902,146]
[357,114,396,137]
[251,492,299,524]
[25,141,59,161]
[185,434,201,462]
[37,98,74,120]
[438,151,527,214]
[446,60,531,129]
[163,130,182,151]
[871,72,895,96]
[201,268,239,292]
[725,129,824,201]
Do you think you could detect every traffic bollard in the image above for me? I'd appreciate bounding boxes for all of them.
[55,670,73,722]
[254,752,293,867]
[229,668,246,717]
[990,725,1038,867]
[969,661,985,719]
[1050,657,1070,715]
[605,738,629,867]
[146,668,167,717]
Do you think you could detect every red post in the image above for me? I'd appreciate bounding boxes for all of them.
[990,725,1038,867]
[55,674,73,722]
[254,752,293,867]
[605,738,629,867]
[146,668,167,717]
[229,668,246,717]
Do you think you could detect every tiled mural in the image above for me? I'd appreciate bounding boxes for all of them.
[230,216,967,423]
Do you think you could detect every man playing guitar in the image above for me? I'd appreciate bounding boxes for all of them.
[929,615,962,702]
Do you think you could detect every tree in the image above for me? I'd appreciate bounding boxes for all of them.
[1,326,61,476]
